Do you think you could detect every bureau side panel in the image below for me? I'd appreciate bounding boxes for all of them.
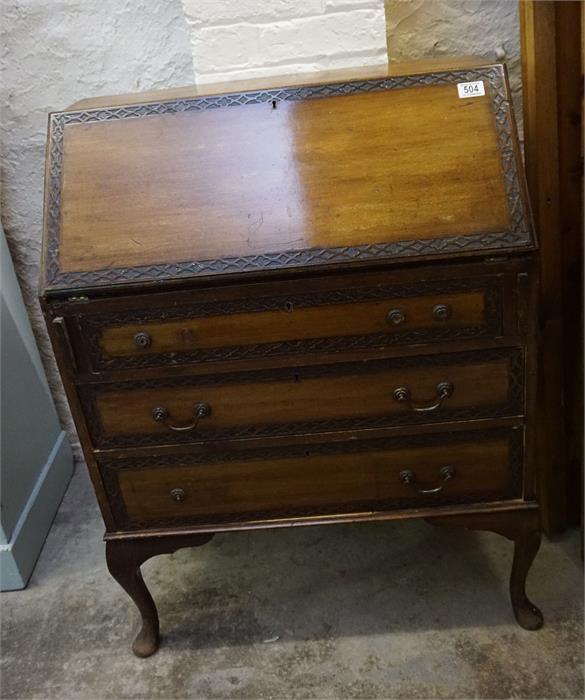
[41,300,116,529]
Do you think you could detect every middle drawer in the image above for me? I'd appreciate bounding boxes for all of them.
[80,347,523,450]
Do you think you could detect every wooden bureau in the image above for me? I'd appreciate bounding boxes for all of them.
[40,61,543,657]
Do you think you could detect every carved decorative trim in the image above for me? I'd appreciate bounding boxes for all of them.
[80,347,524,449]
[99,427,524,530]
[80,276,503,370]
[44,66,533,291]
[516,272,531,336]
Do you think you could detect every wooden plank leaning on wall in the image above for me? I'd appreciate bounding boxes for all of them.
[519,0,584,534]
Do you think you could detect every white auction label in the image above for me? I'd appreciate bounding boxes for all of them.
[457,80,485,98]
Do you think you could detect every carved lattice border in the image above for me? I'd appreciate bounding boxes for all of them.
[99,427,524,531]
[43,66,533,291]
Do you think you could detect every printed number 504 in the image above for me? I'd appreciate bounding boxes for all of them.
[457,81,485,99]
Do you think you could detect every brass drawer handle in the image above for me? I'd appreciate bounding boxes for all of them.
[134,331,152,349]
[432,303,452,321]
[152,402,211,432]
[392,381,454,412]
[170,488,186,502]
[387,308,406,325]
[400,465,456,494]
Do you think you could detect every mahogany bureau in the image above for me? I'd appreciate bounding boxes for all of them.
[40,61,543,657]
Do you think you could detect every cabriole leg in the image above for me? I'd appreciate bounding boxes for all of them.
[106,540,160,657]
[427,508,543,630]
[105,533,214,657]
[510,513,543,630]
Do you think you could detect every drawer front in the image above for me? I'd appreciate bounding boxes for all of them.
[78,275,504,371]
[100,428,523,530]
[81,348,523,449]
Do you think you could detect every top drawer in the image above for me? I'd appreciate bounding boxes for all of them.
[75,272,506,373]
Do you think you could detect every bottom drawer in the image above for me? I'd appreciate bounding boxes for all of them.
[100,428,523,530]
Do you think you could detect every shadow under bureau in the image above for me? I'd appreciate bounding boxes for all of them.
[40,61,542,656]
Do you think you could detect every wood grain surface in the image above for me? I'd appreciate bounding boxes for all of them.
[116,435,514,524]
[99,291,486,359]
[89,353,518,443]
[58,84,508,273]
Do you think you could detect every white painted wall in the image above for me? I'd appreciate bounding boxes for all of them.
[182,0,388,84]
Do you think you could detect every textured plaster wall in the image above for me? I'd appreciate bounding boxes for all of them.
[385,0,523,129]
[1,1,195,457]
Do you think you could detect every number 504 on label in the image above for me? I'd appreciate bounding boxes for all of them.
[457,81,485,99]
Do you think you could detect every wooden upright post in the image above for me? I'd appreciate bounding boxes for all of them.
[519,0,583,533]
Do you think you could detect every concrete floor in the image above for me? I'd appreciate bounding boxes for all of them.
[1,466,583,699]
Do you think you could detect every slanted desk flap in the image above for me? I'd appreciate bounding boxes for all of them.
[41,64,534,295]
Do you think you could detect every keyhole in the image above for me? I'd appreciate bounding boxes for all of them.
[284,301,294,313]
[293,372,300,383]
[271,100,277,109]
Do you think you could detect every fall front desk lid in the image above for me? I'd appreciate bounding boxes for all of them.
[41,63,534,295]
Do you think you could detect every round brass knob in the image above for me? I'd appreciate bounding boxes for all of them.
[134,331,152,349]
[170,488,186,502]
[152,406,169,422]
[432,304,452,321]
[393,387,410,402]
[399,469,416,485]
[194,402,212,419]
[436,381,454,399]
[387,308,406,325]
[439,465,456,482]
